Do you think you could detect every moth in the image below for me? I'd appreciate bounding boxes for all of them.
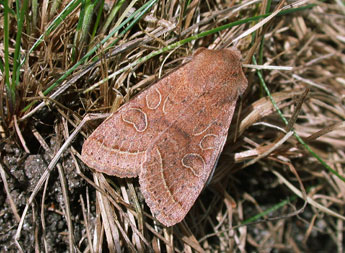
[82,48,248,226]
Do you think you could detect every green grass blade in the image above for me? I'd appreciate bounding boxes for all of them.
[81,0,96,43]
[90,0,105,40]
[85,3,316,92]
[252,56,345,182]
[12,0,29,89]
[72,0,89,61]
[22,0,82,66]
[242,197,294,225]
[22,0,158,113]
[100,0,126,34]
[3,0,14,112]
[22,1,315,114]
[42,0,157,96]
[31,0,38,29]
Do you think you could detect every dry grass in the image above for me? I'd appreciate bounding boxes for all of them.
[1,0,345,252]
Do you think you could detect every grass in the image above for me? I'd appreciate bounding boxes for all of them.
[1,0,345,252]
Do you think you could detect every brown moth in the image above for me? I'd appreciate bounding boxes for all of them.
[82,48,248,226]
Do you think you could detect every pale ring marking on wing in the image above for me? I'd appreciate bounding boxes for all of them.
[199,134,218,150]
[192,122,214,136]
[121,108,148,132]
[146,88,162,110]
[181,153,205,177]
[162,96,172,114]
